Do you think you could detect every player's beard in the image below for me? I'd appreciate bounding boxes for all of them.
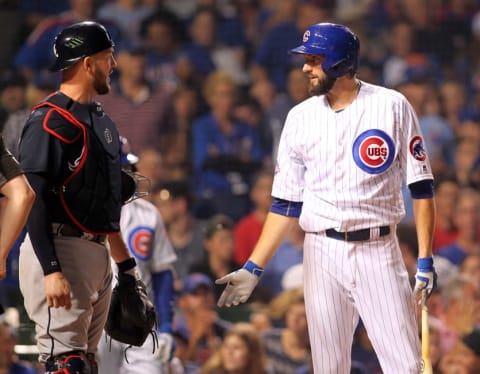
[93,69,110,95]
[309,75,336,96]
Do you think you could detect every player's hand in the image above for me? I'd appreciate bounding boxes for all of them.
[215,260,264,307]
[45,272,72,310]
[414,256,437,299]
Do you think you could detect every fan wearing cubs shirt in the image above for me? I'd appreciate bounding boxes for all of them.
[215,23,437,374]
[97,137,178,374]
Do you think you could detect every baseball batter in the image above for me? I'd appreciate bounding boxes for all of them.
[216,23,437,373]
[97,142,178,374]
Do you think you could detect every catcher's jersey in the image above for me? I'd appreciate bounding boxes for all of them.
[117,198,177,298]
[272,81,433,232]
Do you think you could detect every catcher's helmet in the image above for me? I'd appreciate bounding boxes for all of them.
[50,21,115,72]
[290,23,359,79]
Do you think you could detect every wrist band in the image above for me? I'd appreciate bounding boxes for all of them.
[116,257,137,273]
[417,256,433,270]
[243,260,264,277]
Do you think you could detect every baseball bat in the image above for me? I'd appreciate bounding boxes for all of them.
[420,290,433,374]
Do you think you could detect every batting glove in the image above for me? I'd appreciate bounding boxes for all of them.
[414,256,437,298]
[154,323,175,363]
[215,260,264,307]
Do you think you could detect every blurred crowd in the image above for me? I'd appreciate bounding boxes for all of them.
[1,0,480,373]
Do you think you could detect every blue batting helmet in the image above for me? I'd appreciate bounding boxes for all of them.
[290,23,359,79]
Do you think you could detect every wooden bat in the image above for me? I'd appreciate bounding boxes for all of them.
[421,290,433,374]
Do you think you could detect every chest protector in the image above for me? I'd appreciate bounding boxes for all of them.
[33,93,123,234]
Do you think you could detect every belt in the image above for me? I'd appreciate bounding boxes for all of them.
[323,225,390,242]
[52,223,107,245]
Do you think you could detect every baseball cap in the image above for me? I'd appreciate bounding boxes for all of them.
[0,69,26,91]
[181,273,214,295]
[204,214,234,239]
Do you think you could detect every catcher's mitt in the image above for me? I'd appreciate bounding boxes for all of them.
[105,272,157,346]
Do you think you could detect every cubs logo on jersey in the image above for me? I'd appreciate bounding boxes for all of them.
[127,226,153,261]
[352,129,395,174]
[409,136,427,161]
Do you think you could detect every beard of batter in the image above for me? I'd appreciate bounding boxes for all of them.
[309,75,337,96]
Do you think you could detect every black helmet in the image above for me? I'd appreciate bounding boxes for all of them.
[49,21,115,72]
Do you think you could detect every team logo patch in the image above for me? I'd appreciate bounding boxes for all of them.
[128,226,153,261]
[409,136,427,161]
[352,129,395,174]
[303,30,310,42]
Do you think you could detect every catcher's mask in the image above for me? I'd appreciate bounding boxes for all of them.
[120,136,151,203]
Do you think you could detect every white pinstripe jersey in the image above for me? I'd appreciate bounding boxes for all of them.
[115,198,177,299]
[272,81,433,232]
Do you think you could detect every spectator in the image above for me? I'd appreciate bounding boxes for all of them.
[382,21,415,88]
[173,273,232,365]
[266,67,309,162]
[190,214,238,300]
[437,188,480,266]
[234,169,274,265]
[14,0,124,80]
[251,0,327,92]
[432,174,459,252]
[0,69,29,158]
[199,322,272,374]
[99,43,172,153]
[135,146,167,189]
[160,85,199,179]
[0,320,38,374]
[139,9,183,90]
[262,288,310,374]
[191,70,264,221]
[152,179,206,289]
[460,254,480,288]
[437,328,480,374]
[435,275,480,354]
[453,138,480,188]
[96,0,156,46]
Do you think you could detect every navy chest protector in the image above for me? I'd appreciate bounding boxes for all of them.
[33,95,126,234]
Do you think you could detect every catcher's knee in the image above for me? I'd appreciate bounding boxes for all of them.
[45,351,97,374]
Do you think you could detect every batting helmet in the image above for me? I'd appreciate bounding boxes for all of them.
[290,23,359,79]
[50,21,115,72]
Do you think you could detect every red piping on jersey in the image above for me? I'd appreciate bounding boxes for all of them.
[33,101,114,235]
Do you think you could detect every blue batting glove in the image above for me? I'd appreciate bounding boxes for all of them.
[414,256,437,298]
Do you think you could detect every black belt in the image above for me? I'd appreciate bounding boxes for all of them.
[52,223,107,245]
[323,226,390,242]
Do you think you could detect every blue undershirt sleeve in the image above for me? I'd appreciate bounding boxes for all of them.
[152,269,175,333]
[269,198,302,217]
[408,179,434,199]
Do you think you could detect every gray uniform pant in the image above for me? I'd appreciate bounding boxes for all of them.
[19,234,113,363]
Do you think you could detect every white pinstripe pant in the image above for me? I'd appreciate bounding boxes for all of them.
[303,231,421,374]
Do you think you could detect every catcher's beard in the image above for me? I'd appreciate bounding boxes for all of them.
[93,68,110,95]
[309,75,336,96]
